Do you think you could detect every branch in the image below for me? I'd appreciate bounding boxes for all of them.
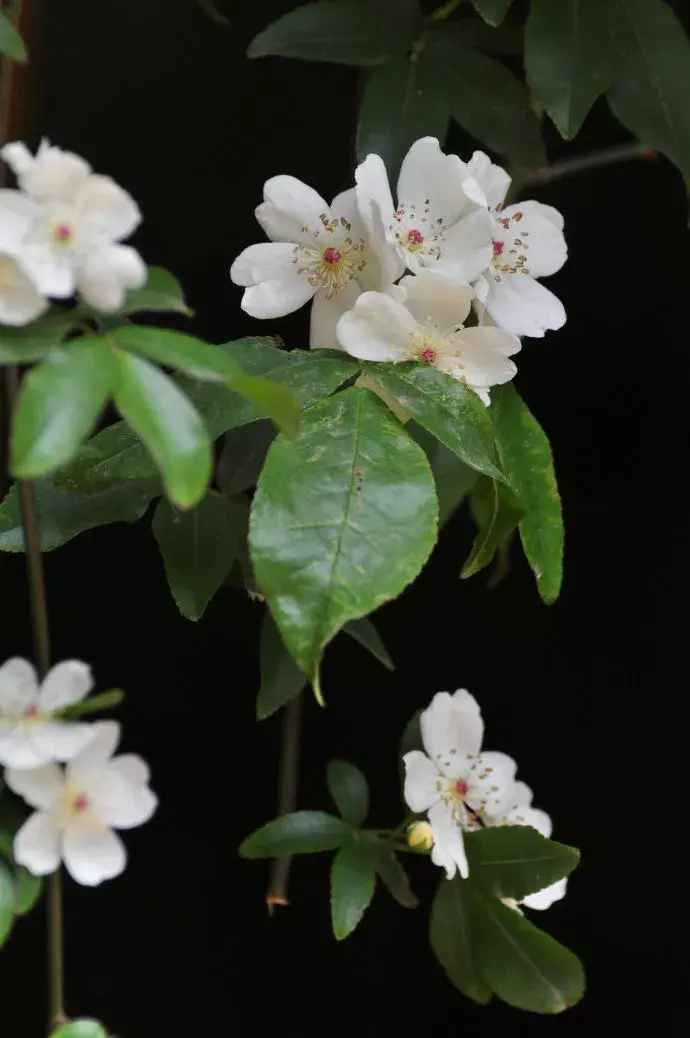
[521,142,656,187]
[265,695,303,914]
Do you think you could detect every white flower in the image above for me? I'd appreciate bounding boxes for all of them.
[0,140,146,312]
[355,136,494,284]
[6,720,157,886]
[0,658,96,769]
[335,269,521,403]
[0,193,49,326]
[403,689,517,879]
[230,176,403,349]
[467,151,567,338]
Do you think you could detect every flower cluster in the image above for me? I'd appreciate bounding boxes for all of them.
[0,657,156,886]
[404,688,565,912]
[0,140,146,326]
[231,137,567,404]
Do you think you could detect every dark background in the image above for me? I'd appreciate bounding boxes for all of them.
[1,0,688,1033]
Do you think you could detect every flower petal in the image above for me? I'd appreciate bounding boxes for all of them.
[0,265,49,326]
[0,728,50,769]
[522,877,567,911]
[398,269,472,330]
[255,175,329,246]
[67,720,120,784]
[111,753,150,786]
[354,155,404,288]
[18,242,75,299]
[77,244,146,312]
[420,689,484,769]
[403,750,442,812]
[0,189,38,250]
[501,200,566,278]
[240,272,315,320]
[429,800,469,879]
[507,803,553,837]
[487,274,566,338]
[0,657,39,713]
[5,762,63,809]
[309,280,360,350]
[63,819,126,886]
[452,326,521,391]
[39,660,93,711]
[73,174,141,241]
[0,142,35,178]
[230,241,298,287]
[17,144,92,201]
[466,151,511,209]
[13,811,61,876]
[397,137,470,224]
[467,749,517,817]
[98,762,158,829]
[30,721,95,763]
[335,290,416,361]
[432,209,493,283]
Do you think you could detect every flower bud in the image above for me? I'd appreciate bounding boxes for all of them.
[407,820,434,851]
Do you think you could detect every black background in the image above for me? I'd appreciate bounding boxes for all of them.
[1,0,688,1034]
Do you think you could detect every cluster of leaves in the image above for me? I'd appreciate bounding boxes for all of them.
[240,757,583,1013]
[248,0,690,184]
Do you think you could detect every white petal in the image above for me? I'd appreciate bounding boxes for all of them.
[466,151,511,209]
[507,803,553,837]
[255,175,329,246]
[0,189,38,250]
[330,187,365,236]
[1,142,35,177]
[0,269,49,326]
[76,245,146,312]
[39,660,93,711]
[13,811,61,876]
[420,689,484,769]
[72,174,141,241]
[403,750,442,812]
[398,269,472,329]
[111,754,150,786]
[0,657,39,713]
[240,273,315,320]
[335,290,416,361]
[468,749,517,816]
[230,242,298,287]
[487,275,566,338]
[453,326,521,390]
[522,877,567,911]
[429,800,469,879]
[432,209,493,283]
[354,155,404,288]
[0,728,51,769]
[501,200,566,278]
[67,720,120,783]
[19,145,92,200]
[5,762,63,809]
[309,280,360,350]
[18,242,75,299]
[30,721,95,763]
[63,819,126,886]
[98,762,157,829]
[490,777,533,822]
[397,138,470,224]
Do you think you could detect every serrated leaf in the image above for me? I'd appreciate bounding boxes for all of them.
[373,843,418,907]
[239,811,353,858]
[408,421,479,526]
[152,493,238,620]
[367,363,505,483]
[0,310,79,363]
[50,1022,108,1038]
[0,860,14,947]
[250,387,437,693]
[0,476,160,552]
[461,476,523,579]
[607,0,690,181]
[468,885,585,1012]
[216,420,275,495]
[112,350,212,509]
[330,839,377,939]
[490,384,563,604]
[525,0,621,139]
[342,616,394,670]
[427,26,546,168]
[465,827,580,902]
[357,54,450,183]
[119,266,191,316]
[10,340,114,478]
[472,0,513,27]
[257,612,305,720]
[248,1,416,65]
[430,877,492,1004]
[327,761,369,826]
[0,11,27,61]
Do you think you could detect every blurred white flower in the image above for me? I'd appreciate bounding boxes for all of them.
[7,720,157,886]
[0,140,146,312]
[403,689,517,879]
[336,269,520,403]
[0,194,49,326]
[0,658,95,769]
[230,177,403,349]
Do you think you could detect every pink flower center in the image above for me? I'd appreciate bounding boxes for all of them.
[54,223,73,243]
[455,778,469,797]
[24,705,38,718]
[421,347,436,364]
[492,239,505,256]
[407,228,424,246]
[323,247,342,265]
[72,794,89,813]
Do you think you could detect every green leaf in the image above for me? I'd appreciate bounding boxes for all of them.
[430,877,492,1004]
[248,1,416,65]
[112,350,211,509]
[607,0,690,181]
[400,709,422,756]
[14,868,42,915]
[216,420,275,495]
[0,310,79,363]
[472,0,513,27]
[342,616,394,670]
[56,420,157,491]
[367,363,505,483]
[357,53,449,182]
[239,811,353,858]
[465,827,580,902]
[461,477,523,579]
[373,843,418,907]
[0,476,159,552]
[427,27,546,168]
[490,384,563,604]
[257,612,305,721]
[119,266,191,316]
[0,860,14,948]
[469,885,585,1012]
[525,0,621,139]
[61,689,124,719]
[327,761,369,826]
[331,838,377,940]
[0,11,27,61]
[10,340,113,478]
[50,1022,109,1038]
[152,494,238,620]
[408,421,479,526]
[250,387,437,694]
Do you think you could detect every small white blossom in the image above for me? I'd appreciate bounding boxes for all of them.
[0,658,95,769]
[403,689,517,879]
[6,720,157,886]
[0,195,49,326]
[0,140,146,312]
[230,176,403,349]
[467,151,567,338]
[336,269,521,403]
[355,136,494,283]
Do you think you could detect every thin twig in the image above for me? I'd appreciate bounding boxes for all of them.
[522,142,656,187]
[265,695,302,914]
